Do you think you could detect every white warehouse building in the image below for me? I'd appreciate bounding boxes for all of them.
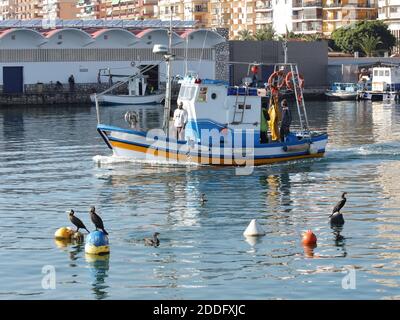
[0,19,226,93]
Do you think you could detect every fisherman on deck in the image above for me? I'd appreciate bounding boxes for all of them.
[173,102,188,140]
[280,99,292,142]
[260,103,270,144]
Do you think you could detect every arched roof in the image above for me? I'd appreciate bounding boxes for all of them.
[0,28,47,48]
[41,28,94,48]
[135,28,183,48]
[178,29,226,48]
[89,28,138,48]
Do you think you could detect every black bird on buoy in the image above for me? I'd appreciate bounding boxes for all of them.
[144,232,160,247]
[89,206,109,235]
[68,209,90,233]
[329,192,347,225]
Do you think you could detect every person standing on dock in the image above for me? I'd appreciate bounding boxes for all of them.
[173,102,188,140]
[280,99,292,142]
[68,75,75,92]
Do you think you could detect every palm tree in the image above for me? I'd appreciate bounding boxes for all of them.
[253,25,276,41]
[237,29,254,41]
[358,35,382,57]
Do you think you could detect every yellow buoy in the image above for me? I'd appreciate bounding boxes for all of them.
[54,227,74,240]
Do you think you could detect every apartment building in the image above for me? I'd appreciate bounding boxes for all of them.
[77,0,106,19]
[12,0,43,19]
[254,0,377,35]
[378,0,400,47]
[323,0,377,34]
[0,0,15,20]
[41,0,79,20]
[208,0,257,39]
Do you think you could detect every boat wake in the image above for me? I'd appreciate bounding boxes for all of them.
[326,141,400,162]
[92,154,200,167]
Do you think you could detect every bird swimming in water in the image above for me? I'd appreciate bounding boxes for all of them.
[329,192,347,225]
[200,193,207,205]
[89,206,109,235]
[68,209,90,233]
[144,232,160,247]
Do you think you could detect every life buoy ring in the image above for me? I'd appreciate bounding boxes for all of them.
[285,72,304,90]
[268,71,286,90]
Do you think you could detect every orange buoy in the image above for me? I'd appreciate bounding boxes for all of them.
[301,230,317,246]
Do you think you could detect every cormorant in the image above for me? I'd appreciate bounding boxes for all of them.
[89,206,109,235]
[329,192,347,225]
[68,209,90,233]
[144,232,160,247]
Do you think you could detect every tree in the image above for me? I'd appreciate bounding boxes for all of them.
[237,29,253,41]
[253,25,276,41]
[331,20,396,54]
[358,35,382,57]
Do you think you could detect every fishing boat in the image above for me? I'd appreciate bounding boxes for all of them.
[94,27,327,167]
[325,82,358,100]
[90,66,164,105]
[357,65,400,101]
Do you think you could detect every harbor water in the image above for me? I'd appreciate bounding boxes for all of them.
[1,101,400,300]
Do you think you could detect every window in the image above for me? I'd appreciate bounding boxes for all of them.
[385,70,390,76]
[211,93,217,99]
[379,70,384,77]
[374,70,378,76]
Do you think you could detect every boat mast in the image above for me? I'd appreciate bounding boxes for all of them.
[162,5,174,137]
[283,40,288,64]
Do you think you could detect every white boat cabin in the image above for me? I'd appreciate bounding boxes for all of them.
[128,75,148,96]
[177,75,265,146]
[371,67,400,92]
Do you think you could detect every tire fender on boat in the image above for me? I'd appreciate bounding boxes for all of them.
[282,143,310,152]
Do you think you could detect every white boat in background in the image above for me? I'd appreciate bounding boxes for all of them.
[325,83,358,100]
[92,92,164,105]
[90,66,165,105]
[357,65,400,101]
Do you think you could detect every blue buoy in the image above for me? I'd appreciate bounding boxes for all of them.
[85,231,110,255]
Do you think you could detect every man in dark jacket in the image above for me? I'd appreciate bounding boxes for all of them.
[280,99,292,142]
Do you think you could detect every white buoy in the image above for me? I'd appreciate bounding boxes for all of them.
[243,219,266,237]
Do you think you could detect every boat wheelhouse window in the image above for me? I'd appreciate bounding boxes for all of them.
[379,70,384,77]
[374,70,378,76]
[179,85,196,100]
[385,70,390,76]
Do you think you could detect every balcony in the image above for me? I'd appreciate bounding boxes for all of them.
[255,16,273,24]
[293,0,323,7]
[255,1,273,11]
[303,1,322,7]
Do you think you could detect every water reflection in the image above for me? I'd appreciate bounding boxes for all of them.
[2,107,25,152]
[85,254,110,300]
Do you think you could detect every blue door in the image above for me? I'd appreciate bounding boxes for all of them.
[3,66,24,94]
